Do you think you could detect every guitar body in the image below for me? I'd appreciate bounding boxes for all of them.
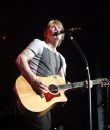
[15,75,109,116]
[15,75,67,116]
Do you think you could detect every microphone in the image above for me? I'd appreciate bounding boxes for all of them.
[53,27,81,36]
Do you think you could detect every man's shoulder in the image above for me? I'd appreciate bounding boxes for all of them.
[34,38,43,43]
[29,38,46,47]
[58,52,65,59]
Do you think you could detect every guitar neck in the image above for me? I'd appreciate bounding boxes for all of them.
[58,78,110,91]
[92,78,103,85]
[58,81,84,91]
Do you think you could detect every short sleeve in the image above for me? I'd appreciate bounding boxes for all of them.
[26,39,44,55]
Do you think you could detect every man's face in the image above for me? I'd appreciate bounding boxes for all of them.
[46,23,64,41]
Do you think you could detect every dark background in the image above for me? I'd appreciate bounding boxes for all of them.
[0,0,110,130]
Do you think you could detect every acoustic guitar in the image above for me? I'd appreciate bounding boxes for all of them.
[15,75,109,116]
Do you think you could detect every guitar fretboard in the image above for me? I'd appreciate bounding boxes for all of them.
[58,81,84,91]
[58,78,110,91]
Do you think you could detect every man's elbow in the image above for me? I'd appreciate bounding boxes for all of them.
[15,55,23,66]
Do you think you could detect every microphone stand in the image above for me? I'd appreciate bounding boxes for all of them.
[67,33,92,130]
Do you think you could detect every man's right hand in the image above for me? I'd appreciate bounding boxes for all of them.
[31,79,49,95]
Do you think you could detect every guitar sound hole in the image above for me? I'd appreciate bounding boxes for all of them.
[48,84,58,94]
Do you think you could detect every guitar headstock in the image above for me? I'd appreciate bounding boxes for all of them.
[100,78,110,88]
[92,78,110,88]
[93,78,110,87]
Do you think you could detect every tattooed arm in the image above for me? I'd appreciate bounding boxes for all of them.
[15,48,48,94]
[15,48,35,82]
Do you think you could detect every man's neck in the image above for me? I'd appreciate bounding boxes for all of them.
[46,39,58,52]
[48,43,57,52]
